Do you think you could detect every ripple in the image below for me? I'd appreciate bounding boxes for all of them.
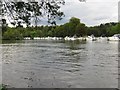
[2,40,118,88]
[93,64,99,67]
[64,69,80,73]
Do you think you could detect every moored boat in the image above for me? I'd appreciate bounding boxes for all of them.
[24,37,31,40]
[86,34,97,41]
[108,34,120,41]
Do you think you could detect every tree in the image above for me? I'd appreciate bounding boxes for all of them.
[69,17,80,36]
[116,23,120,33]
[69,17,80,26]
[3,28,23,40]
[2,19,8,35]
[75,23,86,36]
[1,0,65,27]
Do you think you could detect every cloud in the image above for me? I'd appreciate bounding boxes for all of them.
[60,0,119,26]
[7,0,119,27]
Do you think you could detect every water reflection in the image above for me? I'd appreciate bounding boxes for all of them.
[2,40,119,88]
[64,40,86,50]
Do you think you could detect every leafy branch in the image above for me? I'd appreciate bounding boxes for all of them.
[1,0,65,27]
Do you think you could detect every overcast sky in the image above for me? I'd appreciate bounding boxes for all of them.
[55,0,119,26]
[7,0,119,27]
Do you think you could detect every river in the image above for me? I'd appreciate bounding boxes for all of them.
[1,40,119,88]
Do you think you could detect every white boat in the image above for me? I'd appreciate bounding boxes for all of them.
[108,34,120,41]
[97,37,108,42]
[41,37,62,40]
[24,37,31,40]
[86,34,97,41]
[34,37,41,40]
[45,36,52,40]
[64,36,78,41]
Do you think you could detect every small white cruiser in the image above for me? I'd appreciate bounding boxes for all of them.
[108,34,120,41]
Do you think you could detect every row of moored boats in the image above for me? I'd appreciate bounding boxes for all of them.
[24,34,120,41]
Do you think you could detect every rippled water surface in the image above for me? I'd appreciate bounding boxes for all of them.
[2,40,119,88]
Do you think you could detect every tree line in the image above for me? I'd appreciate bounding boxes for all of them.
[2,17,120,40]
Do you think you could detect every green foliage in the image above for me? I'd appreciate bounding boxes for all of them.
[2,1,65,26]
[2,17,120,40]
[116,23,120,33]
[87,22,119,37]
[3,28,23,40]
[69,17,80,26]
[76,23,86,36]
[0,84,7,90]
[69,17,80,36]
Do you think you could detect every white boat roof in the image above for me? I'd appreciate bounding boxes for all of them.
[113,34,120,36]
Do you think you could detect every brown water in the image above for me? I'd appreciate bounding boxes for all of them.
[1,40,119,88]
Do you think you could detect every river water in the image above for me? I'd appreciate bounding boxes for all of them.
[1,40,119,88]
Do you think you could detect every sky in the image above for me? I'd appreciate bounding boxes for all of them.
[6,0,119,27]
[57,0,119,26]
